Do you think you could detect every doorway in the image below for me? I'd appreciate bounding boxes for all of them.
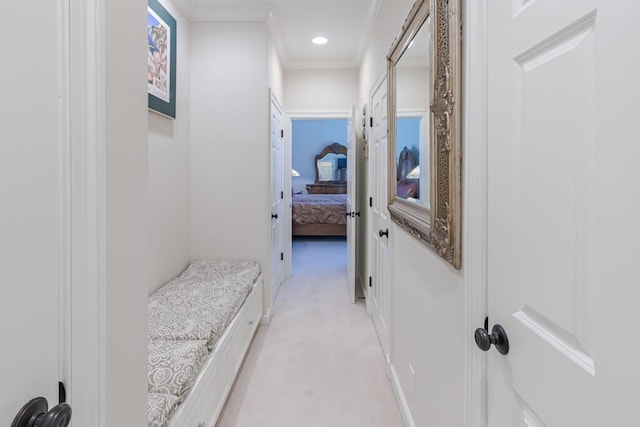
[285,114,359,303]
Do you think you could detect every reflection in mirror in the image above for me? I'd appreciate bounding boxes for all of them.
[395,16,430,208]
[317,153,347,181]
[314,142,348,183]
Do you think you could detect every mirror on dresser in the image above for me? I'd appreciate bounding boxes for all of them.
[307,142,347,194]
[387,0,462,269]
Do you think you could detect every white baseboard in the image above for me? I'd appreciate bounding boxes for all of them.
[260,306,272,326]
[390,364,416,427]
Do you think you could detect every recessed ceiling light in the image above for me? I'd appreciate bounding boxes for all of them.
[312,36,328,45]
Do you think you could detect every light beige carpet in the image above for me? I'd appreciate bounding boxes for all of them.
[216,238,404,427]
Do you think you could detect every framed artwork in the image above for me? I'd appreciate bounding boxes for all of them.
[148,0,177,118]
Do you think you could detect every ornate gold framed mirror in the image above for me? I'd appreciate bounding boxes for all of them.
[387,0,461,269]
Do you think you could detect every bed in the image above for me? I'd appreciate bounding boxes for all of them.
[292,193,348,236]
[292,142,349,237]
[147,260,263,427]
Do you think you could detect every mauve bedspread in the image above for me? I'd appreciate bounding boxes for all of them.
[292,194,347,225]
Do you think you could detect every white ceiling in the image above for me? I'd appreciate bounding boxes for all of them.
[174,0,382,69]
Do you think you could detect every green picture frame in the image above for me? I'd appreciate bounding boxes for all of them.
[147,0,177,119]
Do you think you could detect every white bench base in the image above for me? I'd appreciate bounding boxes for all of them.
[168,275,263,427]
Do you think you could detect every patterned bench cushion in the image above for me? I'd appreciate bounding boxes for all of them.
[146,259,262,427]
[148,393,180,427]
[148,339,208,397]
[148,279,250,350]
[179,259,260,290]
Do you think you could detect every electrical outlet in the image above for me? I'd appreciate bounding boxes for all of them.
[408,364,415,398]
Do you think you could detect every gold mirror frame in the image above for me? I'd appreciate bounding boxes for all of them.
[387,0,461,269]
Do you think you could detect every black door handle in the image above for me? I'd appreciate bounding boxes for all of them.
[271,213,278,219]
[474,324,509,355]
[355,211,361,217]
[12,397,72,427]
[378,229,388,238]
[345,212,352,217]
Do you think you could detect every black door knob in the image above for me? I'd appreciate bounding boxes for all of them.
[11,397,72,427]
[378,229,388,238]
[474,324,509,355]
[345,212,352,217]
[271,213,278,219]
[355,211,361,217]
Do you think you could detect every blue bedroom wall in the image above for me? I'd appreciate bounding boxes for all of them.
[292,119,348,193]
[396,116,421,162]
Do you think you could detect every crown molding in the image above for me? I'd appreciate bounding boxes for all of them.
[354,0,382,66]
[266,10,289,67]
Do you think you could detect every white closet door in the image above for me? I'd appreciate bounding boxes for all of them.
[270,93,285,304]
[1,0,63,422]
[486,0,640,425]
[368,76,390,359]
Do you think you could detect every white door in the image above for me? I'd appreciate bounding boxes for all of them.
[346,106,358,304]
[270,93,285,304]
[1,0,63,422]
[368,77,390,358]
[487,1,640,425]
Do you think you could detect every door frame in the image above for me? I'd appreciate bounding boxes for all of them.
[463,1,489,427]
[283,110,351,281]
[63,0,108,423]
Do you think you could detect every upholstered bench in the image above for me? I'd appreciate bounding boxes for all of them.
[146,260,263,427]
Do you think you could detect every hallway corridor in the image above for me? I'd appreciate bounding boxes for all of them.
[217,238,403,427]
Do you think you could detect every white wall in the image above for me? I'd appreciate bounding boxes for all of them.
[190,21,271,300]
[284,68,359,112]
[359,1,465,425]
[390,230,464,425]
[397,67,430,111]
[104,0,149,424]
[148,0,191,294]
[359,0,413,106]
[291,119,348,193]
[268,37,284,103]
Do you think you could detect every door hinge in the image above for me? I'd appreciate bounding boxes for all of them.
[280,252,284,261]
[281,191,284,200]
[370,117,373,128]
[369,197,373,207]
[59,381,66,404]
[281,129,284,138]
[369,276,372,287]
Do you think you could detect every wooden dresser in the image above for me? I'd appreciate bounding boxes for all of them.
[306,182,347,194]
